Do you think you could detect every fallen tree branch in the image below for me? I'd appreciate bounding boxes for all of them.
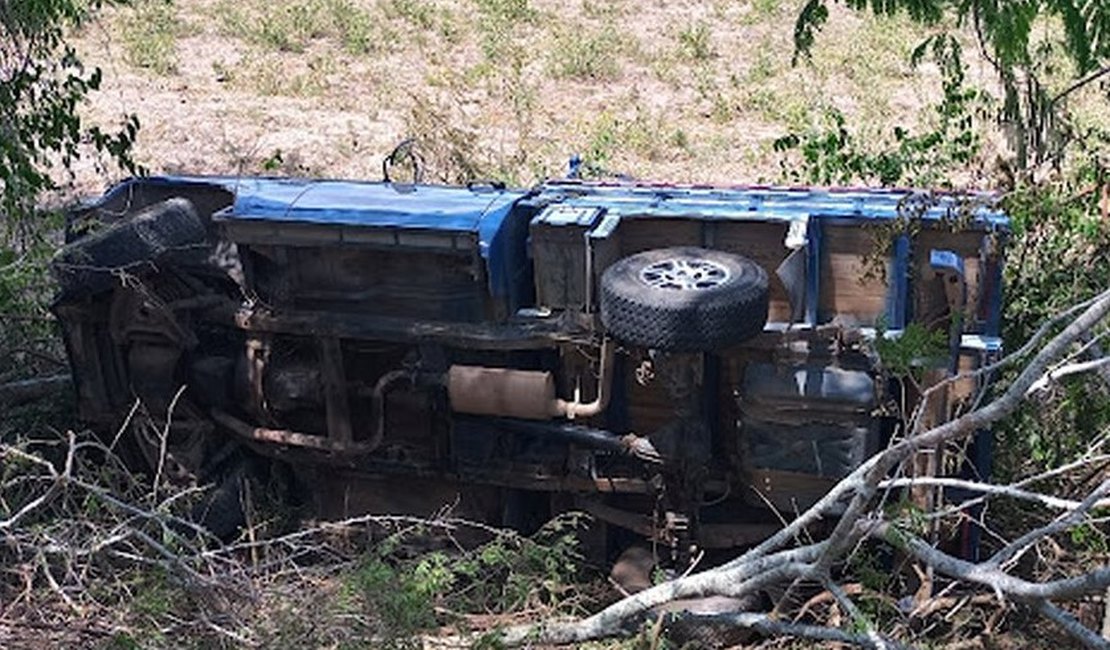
[988,478,1110,569]
[880,523,1110,602]
[1035,599,1110,649]
[0,373,71,407]
[1028,357,1110,395]
[483,288,1110,647]
[879,476,1110,511]
[695,611,910,649]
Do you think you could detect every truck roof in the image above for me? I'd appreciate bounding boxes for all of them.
[99,175,1007,231]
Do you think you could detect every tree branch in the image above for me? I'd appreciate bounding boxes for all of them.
[1035,600,1110,649]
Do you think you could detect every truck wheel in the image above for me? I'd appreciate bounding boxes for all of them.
[193,460,248,540]
[600,247,769,352]
[54,197,206,296]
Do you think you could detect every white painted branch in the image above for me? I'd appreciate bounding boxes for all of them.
[1028,357,1110,395]
[1035,599,1110,649]
[486,289,1110,647]
[695,612,911,649]
[988,479,1110,569]
[880,523,1110,602]
[880,476,1110,511]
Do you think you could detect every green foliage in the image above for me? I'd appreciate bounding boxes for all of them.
[345,556,437,647]
[677,21,715,61]
[550,23,623,80]
[214,0,379,55]
[1,0,140,381]
[995,145,1110,472]
[474,0,535,61]
[580,109,681,176]
[0,0,141,236]
[794,0,1108,70]
[774,34,982,187]
[783,0,1110,487]
[874,321,949,382]
[1069,521,1110,554]
[792,0,1110,167]
[120,0,180,75]
[340,513,590,646]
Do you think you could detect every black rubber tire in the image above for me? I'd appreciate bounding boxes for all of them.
[53,197,205,296]
[192,461,248,540]
[600,247,769,352]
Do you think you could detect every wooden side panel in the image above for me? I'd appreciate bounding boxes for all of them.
[818,224,890,325]
[915,228,985,331]
[949,350,982,406]
[715,222,793,323]
[285,247,488,321]
[747,468,836,512]
[618,219,702,255]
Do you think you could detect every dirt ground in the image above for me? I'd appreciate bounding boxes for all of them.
[63,0,981,198]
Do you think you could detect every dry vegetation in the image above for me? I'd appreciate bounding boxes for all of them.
[5,1,1109,648]
[64,0,975,192]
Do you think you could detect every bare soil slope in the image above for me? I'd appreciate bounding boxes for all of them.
[67,0,971,192]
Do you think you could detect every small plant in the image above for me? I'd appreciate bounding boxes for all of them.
[874,321,948,384]
[330,0,384,54]
[752,0,781,18]
[677,21,714,61]
[338,513,592,647]
[773,34,984,188]
[386,0,436,29]
[234,52,335,97]
[549,24,623,81]
[120,0,180,75]
[214,0,379,54]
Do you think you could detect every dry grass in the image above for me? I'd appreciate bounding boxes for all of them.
[63,0,972,194]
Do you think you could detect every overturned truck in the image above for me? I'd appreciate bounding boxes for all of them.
[53,175,1007,558]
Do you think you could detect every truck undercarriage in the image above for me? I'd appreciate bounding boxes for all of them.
[52,175,1007,562]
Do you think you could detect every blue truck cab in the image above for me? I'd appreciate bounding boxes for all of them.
[53,174,1007,556]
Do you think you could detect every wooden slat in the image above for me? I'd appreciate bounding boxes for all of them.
[618,219,702,255]
[819,224,890,325]
[916,228,985,330]
[715,221,794,322]
[319,337,353,444]
[746,468,836,512]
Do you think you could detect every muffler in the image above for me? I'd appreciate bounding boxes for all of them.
[447,339,613,420]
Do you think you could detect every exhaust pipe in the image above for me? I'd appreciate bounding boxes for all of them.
[447,339,614,421]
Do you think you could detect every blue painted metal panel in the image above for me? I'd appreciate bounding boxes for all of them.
[805,218,821,325]
[532,181,1009,228]
[223,177,525,232]
[887,235,910,329]
[95,176,1010,331]
[162,175,530,301]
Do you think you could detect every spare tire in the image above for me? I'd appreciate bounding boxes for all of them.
[600,247,769,352]
[53,197,206,296]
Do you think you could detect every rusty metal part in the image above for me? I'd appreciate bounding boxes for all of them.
[370,369,413,453]
[215,364,413,458]
[559,338,614,419]
[474,417,662,462]
[211,408,377,454]
[242,335,271,423]
[215,304,588,350]
[448,366,560,420]
[109,286,197,349]
[319,337,353,444]
[448,338,614,420]
[580,499,779,548]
